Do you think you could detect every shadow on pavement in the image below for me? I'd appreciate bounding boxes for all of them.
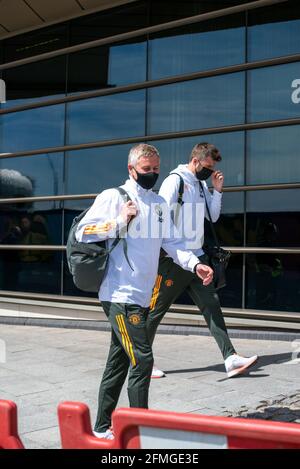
[164,352,294,376]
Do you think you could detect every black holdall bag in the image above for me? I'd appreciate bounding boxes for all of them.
[199,181,231,290]
[66,187,133,293]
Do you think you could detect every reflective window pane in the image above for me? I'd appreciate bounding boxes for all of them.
[67,40,146,93]
[66,91,145,145]
[246,254,300,312]
[247,189,299,313]
[0,154,63,198]
[246,125,300,185]
[147,73,245,134]
[246,190,300,248]
[0,201,63,246]
[214,192,244,247]
[63,198,100,297]
[247,63,300,122]
[0,105,65,153]
[152,131,245,187]
[218,254,243,308]
[0,57,66,108]
[0,202,63,294]
[248,0,300,61]
[177,253,243,309]
[3,24,68,62]
[69,1,147,45]
[149,0,248,25]
[149,14,245,80]
[65,145,132,195]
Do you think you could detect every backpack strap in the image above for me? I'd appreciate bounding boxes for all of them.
[199,181,220,248]
[109,187,134,271]
[169,172,184,225]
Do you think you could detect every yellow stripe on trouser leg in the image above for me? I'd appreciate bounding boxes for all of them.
[120,315,137,367]
[149,275,162,311]
[116,315,136,367]
[116,315,128,356]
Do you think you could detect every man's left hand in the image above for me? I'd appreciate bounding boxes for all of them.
[211,171,224,192]
[195,264,214,286]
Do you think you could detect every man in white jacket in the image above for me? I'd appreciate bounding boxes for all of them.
[147,142,257,379]
[75,143,213,439]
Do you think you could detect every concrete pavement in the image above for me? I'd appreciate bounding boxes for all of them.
[0,323,299,448]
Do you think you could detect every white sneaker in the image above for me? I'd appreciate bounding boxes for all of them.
[93,429,114,439]
[225,354,258,378]
[151,365,166,379]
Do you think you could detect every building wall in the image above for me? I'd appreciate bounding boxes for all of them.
[0,0,299,314]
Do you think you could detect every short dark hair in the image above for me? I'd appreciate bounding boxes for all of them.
[189,142,222,162]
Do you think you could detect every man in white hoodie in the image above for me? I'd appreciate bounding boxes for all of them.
[148,142,257,379]
[75,143,213,439]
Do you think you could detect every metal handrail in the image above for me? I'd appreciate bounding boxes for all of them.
[0,245,299,254]
[0,182,299,205]
[1,52,299,117]
[1,117,300,160]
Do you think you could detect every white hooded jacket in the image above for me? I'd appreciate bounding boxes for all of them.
[75,176,200,307]
[159,164,222,256]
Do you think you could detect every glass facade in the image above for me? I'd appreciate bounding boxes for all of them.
[0,0,299,314]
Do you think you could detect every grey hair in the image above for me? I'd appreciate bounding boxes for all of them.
[128,143,160,166]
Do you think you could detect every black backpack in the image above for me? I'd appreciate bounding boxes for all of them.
[66,187,132,292]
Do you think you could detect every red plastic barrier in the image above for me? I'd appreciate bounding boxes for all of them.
[0,400,24,449]
[58,402,300,449]
[58,402,117,449]
[113,407,300,449]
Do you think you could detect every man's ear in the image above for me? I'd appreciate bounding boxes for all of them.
[128,165,135,178]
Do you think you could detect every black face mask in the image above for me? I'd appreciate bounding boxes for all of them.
[196,166,214,181]
[133,169,159,189]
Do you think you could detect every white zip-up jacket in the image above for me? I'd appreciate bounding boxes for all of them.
[159,164,222,256]
[75,176,200,307]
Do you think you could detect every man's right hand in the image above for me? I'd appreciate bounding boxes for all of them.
[195,263,214,286]
[120,201,138,224]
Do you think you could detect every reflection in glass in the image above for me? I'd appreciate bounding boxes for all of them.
[0,105,65,153]
[63,198,100,297]
[0,250,62,294]
[0,57,66,108]
[246,125,300,185]
[65,144,132,195]
[0,203,63,294]
[66,91,145,145]
[246,254,300,312]
[67,40,146,94]
[214,192,244,247]
[152,131,245,187]
[175,253,243,309]
[246,190,300,248]
[218,253,243,308]
[149,14,245,80]
[0,153,63,197]
[0,202,63,245]
[247,63,300,123]
[147,73,245,134]
[69,1,147,46]
[3,24,68,62]
[149,0,248,25]
[248,0,300,61]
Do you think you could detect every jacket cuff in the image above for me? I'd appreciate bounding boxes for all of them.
[188,255,201,273]
[213,189,223,197]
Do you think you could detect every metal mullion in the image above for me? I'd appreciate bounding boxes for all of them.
[1,52,300,117]
[0,0,287,72]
